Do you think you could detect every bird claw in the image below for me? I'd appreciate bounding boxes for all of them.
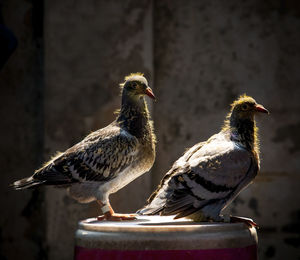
[96,200,137,221]
[230,216,259,228]
[97,213,137,221]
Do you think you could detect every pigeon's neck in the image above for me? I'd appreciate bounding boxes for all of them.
[117,95,153,140]
[224,116,259,153]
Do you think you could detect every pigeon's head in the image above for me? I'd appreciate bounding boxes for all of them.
[121,73,156,100]
[230,94,269,120]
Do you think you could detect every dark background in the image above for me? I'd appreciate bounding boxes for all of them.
[1,0,300,259]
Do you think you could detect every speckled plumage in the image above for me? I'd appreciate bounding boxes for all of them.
[138,95,268,222]
[13,74,156,218]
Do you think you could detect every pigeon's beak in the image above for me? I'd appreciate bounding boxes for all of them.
[145,87,156,100]
[255,104,269,114]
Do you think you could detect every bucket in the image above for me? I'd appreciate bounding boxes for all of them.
[75,215,257,260]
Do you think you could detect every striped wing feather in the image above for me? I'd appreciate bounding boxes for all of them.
[33,126,138,184]
[139,134,254,219]
[161,147,251,218]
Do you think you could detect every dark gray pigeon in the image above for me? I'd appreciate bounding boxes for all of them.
[138,94,268,225]
[13,73,156,221]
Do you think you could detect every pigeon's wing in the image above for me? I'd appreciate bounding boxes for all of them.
[140,137,256,218]
[137,141,206,215]
[145,141,206,205]
[69,129,139,182]
[162,142,255,218]
[33,126,139,184]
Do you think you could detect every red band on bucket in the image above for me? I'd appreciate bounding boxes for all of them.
[75,244,257,260]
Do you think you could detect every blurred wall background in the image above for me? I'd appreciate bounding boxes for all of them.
[0,0,299,259]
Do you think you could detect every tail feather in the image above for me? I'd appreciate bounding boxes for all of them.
[137,189,168,215]
[137,203,163,216]
[12,177,45,190]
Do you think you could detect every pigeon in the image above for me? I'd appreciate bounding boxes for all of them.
[13,73,156,221]
[138,94,268,226]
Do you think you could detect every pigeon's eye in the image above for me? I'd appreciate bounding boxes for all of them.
[242,104,249,110]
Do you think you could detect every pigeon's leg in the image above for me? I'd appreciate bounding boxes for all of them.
[96,200,136,221]
[230,216,258,228]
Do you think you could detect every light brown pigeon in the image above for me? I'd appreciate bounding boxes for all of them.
[13,73,156,221]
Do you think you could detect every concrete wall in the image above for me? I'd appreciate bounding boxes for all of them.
[1,0,299,259]
[0,0,45,259]
[152,1,300,260]
[44,1,153,259]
